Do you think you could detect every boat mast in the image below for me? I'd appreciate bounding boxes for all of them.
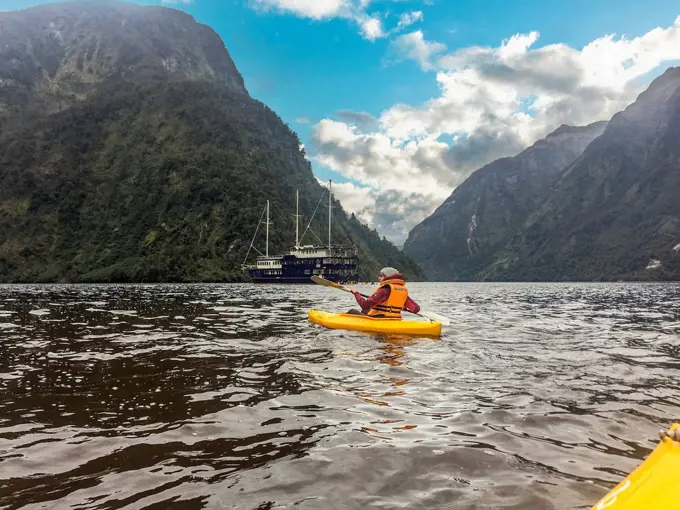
[295,190,299,249]
[266,199,269,257]
[328,180,332,249]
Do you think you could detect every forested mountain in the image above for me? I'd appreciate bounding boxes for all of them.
[404,68,680,282]
[496,68,680,281]
[403,122,607,280]
[0,0,423,282]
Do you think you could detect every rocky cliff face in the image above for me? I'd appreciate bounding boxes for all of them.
[497,67,680,281]
[0,1,245,120]
[405,66,680,282]
[403,121,607,280]
[0,1,423,283]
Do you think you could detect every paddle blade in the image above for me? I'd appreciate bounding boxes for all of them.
[310,275,350,292]
[419,310,452,326]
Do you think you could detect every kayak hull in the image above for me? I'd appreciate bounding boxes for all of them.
[591,423,680,509]
[308,309,442,337]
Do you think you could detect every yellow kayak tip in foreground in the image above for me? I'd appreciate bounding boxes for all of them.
[591,423,680,509]
[308,309,442,337]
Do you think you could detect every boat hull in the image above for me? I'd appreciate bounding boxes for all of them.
[248,276,318,284]
[308,309,442,337]
[244,248,359,284]
[590,423,680,509]
[247,273,351,284]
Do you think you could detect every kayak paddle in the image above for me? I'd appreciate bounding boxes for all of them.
[310,275,451,326]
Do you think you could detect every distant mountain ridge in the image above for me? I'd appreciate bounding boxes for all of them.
[0,0,246,121]
[403,121,607,280]
[404,67,680,282]
[496,67,680,281]
[0,1,424,283]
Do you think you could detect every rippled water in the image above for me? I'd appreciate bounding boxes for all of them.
[1,282,679,509]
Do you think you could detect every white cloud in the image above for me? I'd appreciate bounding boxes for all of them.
[336,110,378,131]
[390,30,446,71]
[295,117,312,124]
[248,2,427,41]
[313,17,680,244]
[162,0,192,3]
[498,31,540,61]
[313,119,452,196]
[396,11,423,31]
[250,0,386,40]
[313,119,452,243]
[330,181,436,245]
[358,15,384,41]
[330,181,376,222]
[252,0,348,19]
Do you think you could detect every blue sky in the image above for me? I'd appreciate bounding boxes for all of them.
[3,0,680,244]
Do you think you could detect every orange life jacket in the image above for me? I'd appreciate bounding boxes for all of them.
[367,278,408,319]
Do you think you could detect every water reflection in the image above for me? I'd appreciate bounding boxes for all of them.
[0,282,679,509]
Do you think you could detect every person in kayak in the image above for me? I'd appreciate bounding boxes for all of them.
[348,267,420,318]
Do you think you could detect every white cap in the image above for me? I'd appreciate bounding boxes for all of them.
[379,267,399,277]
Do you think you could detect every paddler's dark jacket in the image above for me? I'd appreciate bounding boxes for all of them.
[352,273,420,316]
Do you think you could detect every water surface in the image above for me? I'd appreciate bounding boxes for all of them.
[1,282,679,509]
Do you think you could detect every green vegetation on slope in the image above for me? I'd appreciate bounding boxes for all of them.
[0,80,423,283]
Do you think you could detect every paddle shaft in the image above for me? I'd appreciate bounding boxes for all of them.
[336,285,369,299]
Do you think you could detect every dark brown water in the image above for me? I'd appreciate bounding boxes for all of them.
[1,282,679,509]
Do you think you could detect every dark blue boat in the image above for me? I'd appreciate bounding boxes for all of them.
[242,181,359,284]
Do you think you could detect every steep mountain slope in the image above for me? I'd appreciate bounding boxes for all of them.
[403,122,607,280]
[0,0,245,122]
[0,1,423,282]
[495,67,680,281]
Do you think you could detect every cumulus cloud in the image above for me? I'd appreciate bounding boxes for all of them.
[313,119,454,194]
[314,16,680,244]
[250,0,385,40]
[336,110,379,131]
[370,190,437,247]
[330,181,436,245]
[251,0,348,19]
[312,119,453,244]
[390,30,446,71]
[497,32,540,61]
[249,1,425,41]
[329,181,376,221]
[396,11,423,31]
[358,15,384,41]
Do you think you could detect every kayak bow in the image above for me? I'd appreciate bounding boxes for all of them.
[591,423,680,509]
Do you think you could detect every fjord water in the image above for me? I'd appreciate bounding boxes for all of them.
[1,283,679,509]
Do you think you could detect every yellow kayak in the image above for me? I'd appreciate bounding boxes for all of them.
[308,309,442,337]
[591,423,680,509]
